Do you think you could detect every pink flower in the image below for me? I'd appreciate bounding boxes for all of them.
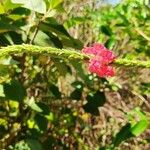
[82,43,115,77]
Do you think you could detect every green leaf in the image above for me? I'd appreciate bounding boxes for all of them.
[26,139,43,150]
[11,0,46,14]
[54,59,69,76]
[130,120,149,136]
[0,34,11,46]
[49,0,63,9]
[12,140,30,150]
[8,31,24,44]
[0,20,18,33]
[26,97,43,112]
[116,11,129,25]
[44,31,63,48]
[34,31,53,46]
[61,37,83,49]
[0,4,5,14]
[113,123,134,147]
[64,17,84,29]
[70,81,84,100]
[105,37,116,49]
[0,65,10,76]
[4,0,21,11]
[34,114,48,131]
[39,18,83,48]
[0,85,5,97]
[70,89,82,100]
[101,25,112,36]
[3,79,26,101]
[49,83,61,99]
[71,81,84,90]
[40,21,71,38]
[83,91,106,116]
[127,107,149,125]
[11,7,31,15]
[36,102,50,115]
[0,57,19,65]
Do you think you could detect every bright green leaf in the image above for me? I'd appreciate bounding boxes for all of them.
[0,57,19,65]
[49,0,63,9]
[130,120,149,136]
[26,97,43,112]
[4,0,21,11]
[11,0,46,14]
[0,4,5,14]
[0,85,5,97]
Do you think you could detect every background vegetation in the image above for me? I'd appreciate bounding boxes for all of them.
[0,0,150,149]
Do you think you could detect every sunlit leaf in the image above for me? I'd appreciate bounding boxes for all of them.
[0,4,5,14]
[130,120,149,136]
[26,97,43,112]
[49,0,63,9]
[11,0,46,13]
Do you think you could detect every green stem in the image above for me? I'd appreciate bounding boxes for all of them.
[114,59,150,68]
[0,44,150,68]
[0,44,89,60]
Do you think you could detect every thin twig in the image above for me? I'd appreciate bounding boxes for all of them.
[131,90,150,110]
[30,9,51,44]
[135,27,150,42]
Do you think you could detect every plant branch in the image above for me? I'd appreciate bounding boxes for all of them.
[0,44,150,68]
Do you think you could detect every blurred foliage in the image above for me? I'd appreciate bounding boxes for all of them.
[0,0,150,150]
